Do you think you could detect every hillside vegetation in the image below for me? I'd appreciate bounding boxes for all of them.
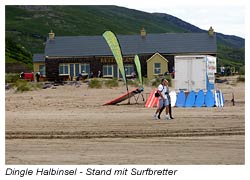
[5,36,32,68]
[5,5,245,73]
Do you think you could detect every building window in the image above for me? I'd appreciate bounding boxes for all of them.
[75,64,80,76]
[81,63,90,74]
[125,64,134,76]
[103,65,113,77]
[59,64,69,75]
[39,65,45,76]
[154,63,161,74]
[59,63,90,77]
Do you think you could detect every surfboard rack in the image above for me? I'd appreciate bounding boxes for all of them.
[103,87,144,105]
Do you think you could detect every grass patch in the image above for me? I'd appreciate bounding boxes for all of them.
[142,77,149,86]
[14,80,31,92]
[239,66,245,75]
[104,78,119,88]
[5,73,20,83]
[237,75,245,82]
[14,80,42,92]
[88,78,102,88]
[127,79,139,87]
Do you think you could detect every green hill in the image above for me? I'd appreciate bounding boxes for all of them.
[5,36,32,67]
[5,5,245,73]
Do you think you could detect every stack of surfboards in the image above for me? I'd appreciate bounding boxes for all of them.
[145,88,159,108]
[145,89,224,108]
[175,89,224,108]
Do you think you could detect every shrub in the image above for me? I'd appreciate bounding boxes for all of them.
[127,79,139,87]
[104,78,119,88]
[151,78,161,87]
[88,78,102,88]
[142,77,149,86]
[5,73,20,83]
[14,80,31,92]
[14,80,42,92]
[237,75,245,82]
[239,66,245,75]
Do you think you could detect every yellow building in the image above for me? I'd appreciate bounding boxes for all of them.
[33,54,45,76]
[146,53,169,80]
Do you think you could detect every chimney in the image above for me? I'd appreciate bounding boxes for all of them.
[208,26,214,36]
[140,27,146,38]
[48,30,55,40]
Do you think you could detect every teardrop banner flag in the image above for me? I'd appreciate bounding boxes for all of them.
[134,55,143,87]
[103,31,127,84]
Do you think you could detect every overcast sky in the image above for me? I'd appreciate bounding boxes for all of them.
[118,0,246,38]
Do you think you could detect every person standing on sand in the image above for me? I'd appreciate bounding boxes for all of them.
[153,79,171,120]
[157,80,174,119]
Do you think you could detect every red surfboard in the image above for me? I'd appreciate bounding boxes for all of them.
[103,88,143,105]
[145,89,159,108]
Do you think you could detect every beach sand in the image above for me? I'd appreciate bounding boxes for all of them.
[5,76,245,164]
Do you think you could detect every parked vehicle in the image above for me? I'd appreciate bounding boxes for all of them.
[20,72,34,81]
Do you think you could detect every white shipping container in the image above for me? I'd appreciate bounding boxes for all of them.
[174,55,216,91]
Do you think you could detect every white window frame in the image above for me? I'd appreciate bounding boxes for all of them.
[103,64,113,77]
[59,64,69,75]
[59,63,90,77]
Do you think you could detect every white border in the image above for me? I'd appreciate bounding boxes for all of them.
[1,0,248,179]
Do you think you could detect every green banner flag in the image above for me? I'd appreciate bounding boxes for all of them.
[134,55,143,87]
[103,31,126,83]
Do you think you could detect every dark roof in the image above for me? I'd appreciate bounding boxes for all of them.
[33,54,45,62]
[45,33,217,57]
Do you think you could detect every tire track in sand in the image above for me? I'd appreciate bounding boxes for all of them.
[6,127,244,139]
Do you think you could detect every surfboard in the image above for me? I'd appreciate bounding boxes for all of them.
[169,91,177,107]
[194,89,205,107]
[215,90,224,107]
[205,90,215,107]
[145,89,158,108]
[103,88,143,105]
[176,90,186,107]
[184,90,196,107]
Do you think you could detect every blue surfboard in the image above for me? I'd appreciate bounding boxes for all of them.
[215,90,224,107]
[185,90,196,107]
[205,90,215,107]
[194,89,205,107]
[176,90,186,107]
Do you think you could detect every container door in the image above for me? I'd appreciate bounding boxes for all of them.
[190,57,206,91]
[175,57,190,91]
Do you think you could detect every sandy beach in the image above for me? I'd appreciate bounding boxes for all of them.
[5,76,245,164]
